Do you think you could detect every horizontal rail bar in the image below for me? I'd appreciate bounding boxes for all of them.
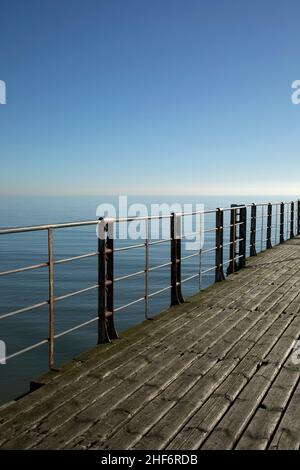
[0,220,100,234]
[54,316,98,339]
[181,252,201,261]
[222,222,244,229]
[0,301,49,321]
[181,273,199,283]
[115,270,145,282]
[148,285,172,298]
[6,339,49,361]
[54,252,98,264]
[148,261,172,272]
[54,284,98,302]
[0,262,48,277]
[148,238,172,246]
[201,246,217,254]
[114,297,145,312]
[200,266,217,274]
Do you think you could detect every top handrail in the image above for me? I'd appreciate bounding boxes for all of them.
[0,200,297,235]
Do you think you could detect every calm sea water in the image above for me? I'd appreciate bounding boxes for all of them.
[0,195,294,405]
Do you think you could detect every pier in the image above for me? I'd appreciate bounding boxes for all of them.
[1,201,300,449]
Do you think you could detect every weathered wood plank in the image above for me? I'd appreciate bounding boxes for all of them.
[236,362,300,449]
[167,288,300,449]
[3,257,292,449]
[1,238,300,450]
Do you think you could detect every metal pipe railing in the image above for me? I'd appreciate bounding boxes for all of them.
[48,228,55,369]
[0,199,298,371]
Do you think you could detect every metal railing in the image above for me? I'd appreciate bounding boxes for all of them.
[0,200,299,370]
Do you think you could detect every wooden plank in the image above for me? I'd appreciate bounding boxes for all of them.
[167,289,300,450]
[236,363,300,449]
[1,238,300,450]
[201,316,300,449]
[0,252,271,428]
[93,266,300,450]
[269,377,300,449]
[3,257,290,449]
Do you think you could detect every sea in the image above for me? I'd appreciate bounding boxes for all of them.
[0,195,295,405]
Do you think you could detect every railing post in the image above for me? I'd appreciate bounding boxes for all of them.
[238,206,247,269]
[298,200,300,236]
[145,225,150,320]
[215,208,225,282]
[250,203,257,257]
[227,205,238,275]
[97,218,118,344]
[266,203,272,249]
[48,228,55,369]
[171,213,184,305]
[290,202,295,239]
[280,202,285,244]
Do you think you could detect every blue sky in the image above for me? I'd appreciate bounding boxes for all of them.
[0,0,300,196]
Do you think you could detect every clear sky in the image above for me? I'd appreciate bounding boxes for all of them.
[0,0,300,196]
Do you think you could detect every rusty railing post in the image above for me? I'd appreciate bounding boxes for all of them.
[238,206,247,269]
[48,228,55,369]
[298,200,300,236]
[145,221,150,320]
[290,202,295,239]
[280,202,285,244]
[227,205,238,275]
[171,213,184,305]
[266,203,272,249]
[97,218,118,344]
[215,208,225,282]
[250,203,257,256]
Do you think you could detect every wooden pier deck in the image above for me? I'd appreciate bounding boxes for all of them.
[1,238,300,450]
